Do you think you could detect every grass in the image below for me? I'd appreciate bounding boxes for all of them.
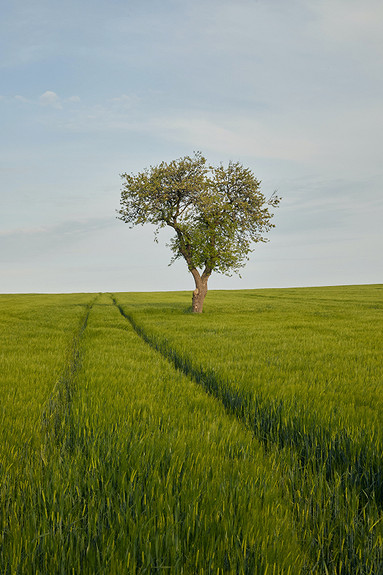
[0,285,382,573]
[114,285,383,573]
[0,293,93,462]
[1,293,304,574]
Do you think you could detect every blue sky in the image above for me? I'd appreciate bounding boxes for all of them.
[1,0,382,293]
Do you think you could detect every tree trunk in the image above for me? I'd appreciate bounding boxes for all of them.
[191,271,209,313]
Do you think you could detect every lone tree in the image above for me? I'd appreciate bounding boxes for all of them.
[118,152,280,313]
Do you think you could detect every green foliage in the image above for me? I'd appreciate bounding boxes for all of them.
[118,152,279,276]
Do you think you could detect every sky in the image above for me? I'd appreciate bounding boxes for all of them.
[1,0,382,293]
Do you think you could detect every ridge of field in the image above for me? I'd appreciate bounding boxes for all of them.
[0,293,96,573]
[1,294,306,574]
[0,293,94,462]
[114,285,383,573]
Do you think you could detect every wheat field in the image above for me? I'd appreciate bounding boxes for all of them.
[1,286,382,573]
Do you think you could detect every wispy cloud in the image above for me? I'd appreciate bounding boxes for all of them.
[3,91,81,108]
[148,113,317,163]
[0,225,48,238]
[0,217,114,264]
[14,95,29,103]
[0,217,111,238]
[5,91,136,124]
[39,90,62,109]
[110,94,140,108]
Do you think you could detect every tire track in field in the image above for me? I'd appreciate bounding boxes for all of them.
[112,294,383,575]
[111,293,381,501]
[41,296,99,454]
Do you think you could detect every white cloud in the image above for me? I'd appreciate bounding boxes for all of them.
[30,93,142,133]
[110,94,140,108]
[0,217,111,239]
[39,90,62,109]
[147,113,316,163]
[0,225,48,237]
[14,95,29,103]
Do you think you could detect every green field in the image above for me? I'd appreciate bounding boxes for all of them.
[0,286,382,574]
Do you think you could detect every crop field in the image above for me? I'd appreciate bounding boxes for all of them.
[0,286,382,574]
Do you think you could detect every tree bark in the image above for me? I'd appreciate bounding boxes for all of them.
[169,223,212,313]
[191,269,210,313]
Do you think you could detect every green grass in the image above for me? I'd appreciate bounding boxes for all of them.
[0,293,304,574]
[0,293,93,462]
[114,285,383,573]
[0,294,95,572]
[67,296,304,573]
[0,286,382,573]
[115,285,382,432]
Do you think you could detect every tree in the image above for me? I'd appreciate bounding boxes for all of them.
[118,152,280,313]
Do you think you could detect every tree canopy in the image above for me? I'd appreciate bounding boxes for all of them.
[118,152,280,312]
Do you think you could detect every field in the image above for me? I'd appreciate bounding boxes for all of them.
[0,286,382,574]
